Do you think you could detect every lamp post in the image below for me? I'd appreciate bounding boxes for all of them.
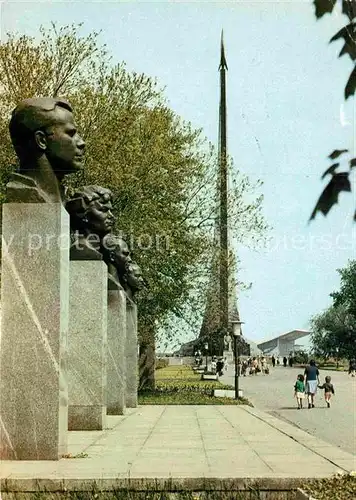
[335,347,339,369]
[204,342,209,372]
[231,320,244,400]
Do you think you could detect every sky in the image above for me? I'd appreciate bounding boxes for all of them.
[1,0,355,347]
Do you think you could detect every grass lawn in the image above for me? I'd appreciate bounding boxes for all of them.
[138,365,251,406]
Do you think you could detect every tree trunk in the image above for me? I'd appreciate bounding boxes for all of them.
[139,328,156,391]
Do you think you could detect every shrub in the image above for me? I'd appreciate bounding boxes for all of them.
[303,473,356,500]
[155,358,169,370]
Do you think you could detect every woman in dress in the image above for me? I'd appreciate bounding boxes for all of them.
[304,360,320,409]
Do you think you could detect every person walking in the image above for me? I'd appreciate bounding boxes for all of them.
[261,356,267,374]
[250,357,258,375]
[349,358,356,377]
[211,357,217,374]
[304,360,320,409]
[216,357,224,376]
[223,356,229,373]
[241,359,248,376]
[318,376,335,408]
[294,374,305,409]
[283,356,287,367]
[271,355,276,368]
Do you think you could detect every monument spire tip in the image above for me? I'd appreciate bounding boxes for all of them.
[219,30,228,71]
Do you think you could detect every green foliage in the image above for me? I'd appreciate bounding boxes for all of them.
[293,350,309,364]
[138,392,250,405]
[331,259,356,316]
[313,0,337,19]
[139,364,251,405]
[303,473,356,500]
[155,358,169,370]
[310,304,355,359]
[0,23,268,351]
[310,2,356,220]
[310,260,356,360]
[154,379,234,394]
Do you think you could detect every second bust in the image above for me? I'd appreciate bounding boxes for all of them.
[65,185,115,260]
[66,185,145,301]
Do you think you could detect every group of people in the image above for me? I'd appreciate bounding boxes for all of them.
[239,356,270,376]
[210,356,228,376]
[271,355,295,368]
[294,360,336,409]
[194,352,228,376]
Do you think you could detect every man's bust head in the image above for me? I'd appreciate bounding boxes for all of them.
[102,233,132,280]
[9,97,85,177]
[125,261,146,298]
[65,185,115,260]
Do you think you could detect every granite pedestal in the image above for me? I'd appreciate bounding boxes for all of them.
[67,261,107,431]
[107,277,126,415]
[0,204,69,460]
[223,350,234,364]
[125,298,138,408]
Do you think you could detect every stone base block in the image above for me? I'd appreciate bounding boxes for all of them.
[0,203,69,460]
[213,389,244,398]
[68,406,106,431]
[223,350,234,363]
[125,299,138,408]
[67,261,107,431]
[107,280,126,415]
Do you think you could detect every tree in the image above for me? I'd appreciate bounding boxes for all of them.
[310,259,356,360]
[331,259,356,316]
[310,1,356,220]
[310,303,355,360]
[0,24,268,389]
[293,350,309,364]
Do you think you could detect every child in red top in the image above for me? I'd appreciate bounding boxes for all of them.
[318,376,335,408]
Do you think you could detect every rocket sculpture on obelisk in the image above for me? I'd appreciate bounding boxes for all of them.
[199,32,242,354]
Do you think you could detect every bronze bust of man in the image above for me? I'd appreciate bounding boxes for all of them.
[124,261,146,301]
[65,185,115,260]
[7,97,85,203]
[101,233,132,285]
[102,233,145,299]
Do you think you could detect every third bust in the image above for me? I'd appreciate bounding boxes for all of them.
[7,97,85,203]
[65,185,115,260]
[125,261,146,301]
[101,233,132,285]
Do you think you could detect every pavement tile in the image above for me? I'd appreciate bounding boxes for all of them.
[204,441,247,450]
[266,463,342,474]
[1,404,352,486]
[327,459,356,472]
[258,449,321,461]
[252,444,307,455]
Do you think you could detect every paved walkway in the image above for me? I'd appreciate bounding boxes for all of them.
[1,405,354,491]
[221,365,356,455]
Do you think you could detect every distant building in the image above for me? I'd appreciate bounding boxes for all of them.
[257,330,310,357]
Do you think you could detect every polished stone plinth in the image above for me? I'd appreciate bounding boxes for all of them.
[107,277,126,415]
[223,350,234,363]
[125,299,138,408]
[0,204,69,460]
[67,261,107,430]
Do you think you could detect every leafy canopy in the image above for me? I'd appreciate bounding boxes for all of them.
[310,259,356,359]
[0,23,268,345]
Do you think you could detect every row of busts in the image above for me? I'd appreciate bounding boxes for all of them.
[2,97,145,301]
[65,185,145,301]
